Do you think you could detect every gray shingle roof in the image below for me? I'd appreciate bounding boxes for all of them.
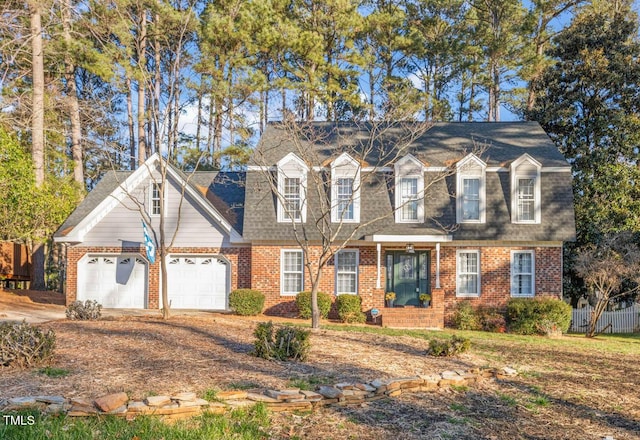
[243,122,576,242]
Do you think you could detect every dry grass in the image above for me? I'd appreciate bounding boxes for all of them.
[1,289,639,439]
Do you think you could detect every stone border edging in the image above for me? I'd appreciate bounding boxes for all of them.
[0,367,518,422]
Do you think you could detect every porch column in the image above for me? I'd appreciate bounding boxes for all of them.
[435,243,441,289]
[376,243,381,289]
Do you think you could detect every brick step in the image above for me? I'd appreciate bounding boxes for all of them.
[381,306,443,329]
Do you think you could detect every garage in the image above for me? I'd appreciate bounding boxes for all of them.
[166,255,228,309]
[77,255,147,308]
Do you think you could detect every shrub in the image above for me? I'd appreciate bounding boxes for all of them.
[252,321,311,361]
[477,307,507,333]
[452,301,481,330]
[0,320,56,368]
[428,336,471,357]
[65,300,102,320]
[335,294,366,324]
[295,291,332,319]
[506,298,572,335]
[229,289,265,316]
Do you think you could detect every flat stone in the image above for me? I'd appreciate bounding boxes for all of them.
[317,386,343,399]
[335,382,356,390]
[45,404,67,414]
[145,395,172,407]
[217,390,248,400]
[69,398,93,407]
[246,392,280,403]
[265,401,312,412]
[501,367,518,376]
[419,374,441,385]
[35,396,66,405]
[178,398,210,407]
[8,397,37,407]
[108,405,128,414]
[300,390,323,401]
[354,383,377,393]
[386,389,402,397]
[265,389,303,401]
[127,401,151,413]
[225,399,255,408]
[171,392,197,402]
[94,392,128,412]
[312,398,338,407]
[160,403,180,410]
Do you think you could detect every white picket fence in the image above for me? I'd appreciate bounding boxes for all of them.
[570,304,640,333]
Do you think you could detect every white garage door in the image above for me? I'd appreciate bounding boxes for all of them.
[77,255,147,308]
[166,256,228,309]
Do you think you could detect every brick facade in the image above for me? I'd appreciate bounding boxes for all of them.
[65,245,251,309]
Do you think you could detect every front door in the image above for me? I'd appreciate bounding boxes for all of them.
[387,251,430,306]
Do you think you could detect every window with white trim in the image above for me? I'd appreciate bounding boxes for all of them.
[456,154,486,223]
[336,178,354,220]
[400,177,419,221]
[457,250,480,297]
[150,183,162,216]
[336,250,358,295]
[283,177,302,220]
[394,155,424,223]
[516,178,535,222]
[281,250,304,295]
[510,154,541,224]
[277,153,308,223]
[511,251,535,297]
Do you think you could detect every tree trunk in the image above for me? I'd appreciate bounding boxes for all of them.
[127,77,136,170]
[196,83,203,150]
[62,0,83,186]
[153,12,161,155]
[29,0,45,187]
[310,270,323,329]
[29,241,46,290]
[137,9,147,166]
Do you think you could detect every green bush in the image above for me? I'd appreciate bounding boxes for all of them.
[452,301,481,330]
[252,321,311,361]
[428,336,471,357]
[477,307,507,333]
[0,320,56,368]
[335,294,366,324]
[65,300,102,320]
[506,298,572,335]
[229,289,265,316]
[295,291,332,319]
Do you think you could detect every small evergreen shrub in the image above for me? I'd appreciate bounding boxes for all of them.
[229,289,265,316]
[506,298,572,335]
[0,320,56,368]
[295,291,332,319]
[477,307,507,333]
[252,321,311,361]
[428,336,471,357]
[336,294,366,323]
[452,301,481,330]
[65,300,102,320]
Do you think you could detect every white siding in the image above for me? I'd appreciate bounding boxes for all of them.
[82,173,230,247]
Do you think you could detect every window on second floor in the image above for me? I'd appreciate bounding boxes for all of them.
[331,153,360,223]
[336,178,354,220]
[456,154,486,223]
[511,154,541,224]
[277,153,308,223]
[150,182,162,216]
[394,155,424,223]
[283,177,302,220]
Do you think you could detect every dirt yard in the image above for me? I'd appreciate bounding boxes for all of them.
[1,288,639,439]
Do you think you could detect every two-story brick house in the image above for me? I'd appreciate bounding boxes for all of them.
[54,122,575,328]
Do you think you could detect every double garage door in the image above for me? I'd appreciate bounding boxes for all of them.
[77,254,228,309]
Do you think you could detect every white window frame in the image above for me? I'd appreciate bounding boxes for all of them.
[149,182,165,217]
[394,155,424,223]
[280,249,304,296]
[277,153,308,223]
[511,250,535,297]
[331,153,360,223]
[456,154,486,223]
[335,249,359,295]
[510,154,541,224]
[456,250,481,297]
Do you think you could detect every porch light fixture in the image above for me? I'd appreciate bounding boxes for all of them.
[406,243,415,253]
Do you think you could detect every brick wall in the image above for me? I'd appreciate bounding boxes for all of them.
[65,246,251,309]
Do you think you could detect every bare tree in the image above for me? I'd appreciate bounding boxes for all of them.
[574,233,640,337]
[251,118,476,329]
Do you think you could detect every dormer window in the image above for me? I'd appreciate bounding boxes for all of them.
[456,154,486,223]
[511,154,541,224]
[394,155,424,223]
[331,153,360,223]
[277,153,308,222]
